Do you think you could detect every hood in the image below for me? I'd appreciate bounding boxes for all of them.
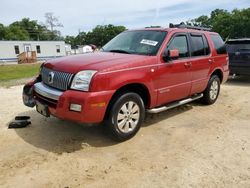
[44,52,153,73]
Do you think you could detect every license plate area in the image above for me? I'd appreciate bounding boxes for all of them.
[36,101,50,117]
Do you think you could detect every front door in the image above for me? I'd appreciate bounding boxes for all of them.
[156,33,192,106]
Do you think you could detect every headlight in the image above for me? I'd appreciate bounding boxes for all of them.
[71,70,97,91]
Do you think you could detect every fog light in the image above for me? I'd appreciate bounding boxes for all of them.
[70,104,82,112]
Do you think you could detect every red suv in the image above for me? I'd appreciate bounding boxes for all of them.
[23,24,229,141]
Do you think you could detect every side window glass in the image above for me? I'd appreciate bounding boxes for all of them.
[191,35,205,56]
[210,34,227,54]
[203,35,210,55]
[168,35,189,58]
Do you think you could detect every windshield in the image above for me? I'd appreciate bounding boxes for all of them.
[102,30,167,56]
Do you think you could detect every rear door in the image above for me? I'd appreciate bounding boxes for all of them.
[188,33,211,95]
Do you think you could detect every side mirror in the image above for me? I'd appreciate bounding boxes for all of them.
[169,49,180,58]
[163,49,180,62]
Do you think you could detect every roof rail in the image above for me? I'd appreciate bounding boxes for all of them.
[169,22,212,31]
[145,26,162,28]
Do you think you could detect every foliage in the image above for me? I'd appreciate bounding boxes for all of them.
[4,25,30,40]
[84,24,126,47]
[0,23,5,40]
[0,16,63,41]
[187,8,250,40]
[1,8,250,44]
[66,25,126,48]
[44,12,63,31]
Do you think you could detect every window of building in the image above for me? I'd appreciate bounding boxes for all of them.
[36,45,41,53]
[14,45,19,54]
[167,35,189,58]
[210,34,227,54]
[56,45,60,53]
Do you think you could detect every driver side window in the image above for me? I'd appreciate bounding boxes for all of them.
[167,35,189,58]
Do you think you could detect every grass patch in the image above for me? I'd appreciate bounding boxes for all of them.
[0,63,41,82]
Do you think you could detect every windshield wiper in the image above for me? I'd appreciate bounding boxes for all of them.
[109,49,131,54]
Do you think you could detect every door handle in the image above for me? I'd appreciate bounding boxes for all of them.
[184,62,192,68]
[208,59,214,64]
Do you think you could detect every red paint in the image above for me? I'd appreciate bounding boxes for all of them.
[169,49,180,58]
[49,90,115,123]
[24,28,229,123]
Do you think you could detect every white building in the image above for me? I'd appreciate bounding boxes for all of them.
[0,41,71,63]
[78,45,93,54]
[70,45,94,55]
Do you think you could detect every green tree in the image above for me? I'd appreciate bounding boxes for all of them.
[66,24,126,48]
[187,8,250,40]
[0,23,5,40]
[75,31,86,46]
[0,17,64,41]
[10,18,44,40]
[4,25,30,40]
[85,24,126,47]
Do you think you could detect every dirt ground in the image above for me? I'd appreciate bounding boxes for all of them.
[1,77,250,188]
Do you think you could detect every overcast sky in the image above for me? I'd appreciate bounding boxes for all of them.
[1,0,249,36]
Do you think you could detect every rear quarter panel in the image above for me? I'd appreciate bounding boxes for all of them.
[206,33,229,83]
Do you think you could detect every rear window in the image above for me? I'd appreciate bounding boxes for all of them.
[190,34,210,56]
[210,34,227,54]
[226,41,250,53]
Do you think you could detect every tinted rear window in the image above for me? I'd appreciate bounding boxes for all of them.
[226,41,250,53]
[190,34,210,56]
[210,34,227,54]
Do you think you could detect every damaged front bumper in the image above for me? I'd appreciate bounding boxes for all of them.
[22,76,41,107]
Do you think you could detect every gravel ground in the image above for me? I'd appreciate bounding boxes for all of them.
[0,77,250,188]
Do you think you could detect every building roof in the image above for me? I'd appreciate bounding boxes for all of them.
[0,40,65,44]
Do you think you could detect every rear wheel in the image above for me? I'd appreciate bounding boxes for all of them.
[106,92,145,141]
[202,75,221,105]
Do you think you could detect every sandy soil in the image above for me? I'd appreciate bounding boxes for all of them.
[1,77,250,188]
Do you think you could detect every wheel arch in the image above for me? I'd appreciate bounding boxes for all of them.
[211,68,223,83]
[104,83,151,120]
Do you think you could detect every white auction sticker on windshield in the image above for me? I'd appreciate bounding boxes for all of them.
[140,39,158,46]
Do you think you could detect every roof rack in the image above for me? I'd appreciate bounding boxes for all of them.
[169,22,212,31]
[145,26,162,28]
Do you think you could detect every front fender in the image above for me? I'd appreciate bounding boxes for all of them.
[91,66,158,107]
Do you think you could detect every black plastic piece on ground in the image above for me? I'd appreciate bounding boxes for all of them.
[15,116,30,121]
[8,121,31,129]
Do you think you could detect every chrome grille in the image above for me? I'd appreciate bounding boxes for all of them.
[41,67,73,91]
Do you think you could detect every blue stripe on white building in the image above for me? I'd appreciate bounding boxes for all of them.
[0,41,71,63]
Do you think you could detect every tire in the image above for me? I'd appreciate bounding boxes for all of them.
[106,92,145,141]
[202,75,221,105]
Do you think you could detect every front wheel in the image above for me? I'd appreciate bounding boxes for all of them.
[202,75,221,105]
[106,92,145,141]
